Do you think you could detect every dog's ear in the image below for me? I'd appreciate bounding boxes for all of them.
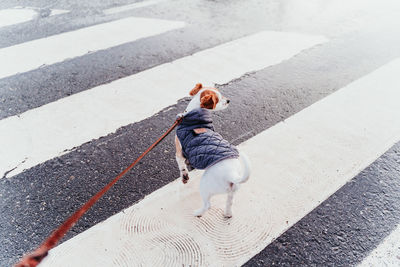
[189,83,203,96]
[200,90,218,109]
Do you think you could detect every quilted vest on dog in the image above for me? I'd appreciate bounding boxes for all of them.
[176,108,239,170]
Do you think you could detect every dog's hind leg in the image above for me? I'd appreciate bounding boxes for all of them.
[193,178,212,217]
[193,190,211,217]
[224,183,237,218]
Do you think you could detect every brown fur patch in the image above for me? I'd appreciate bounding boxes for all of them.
[189,83,203,96]
[200,90,219,109]
[193,128,207,134]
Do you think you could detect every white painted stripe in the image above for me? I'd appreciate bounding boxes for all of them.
[0,17,185,79]
[104,0,167,15]
[0,7,69,28]
[359,224,400,266]
[0,31,327,178]
[40,59,400,266]
[0,9,37,27]
[49,9,70,16]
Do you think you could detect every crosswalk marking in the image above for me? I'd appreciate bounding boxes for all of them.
[39,58,400,266]
[0,17,185,80]
[359,224,400,266]
[0,31,327,179]
[103,0,167,15]
[0,8,38,27]
[0,7,69,28]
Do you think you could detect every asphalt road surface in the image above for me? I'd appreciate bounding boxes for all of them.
[1,0,400,266]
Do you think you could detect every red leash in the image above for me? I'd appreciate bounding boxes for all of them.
[15,118,182,267]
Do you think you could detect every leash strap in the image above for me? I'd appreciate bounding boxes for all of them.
[15,118,182,267]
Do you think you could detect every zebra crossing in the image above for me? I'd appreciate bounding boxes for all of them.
[1,0,400,266]
[0,31,327,178]
[0,17,185,79]
[39,58,400,266]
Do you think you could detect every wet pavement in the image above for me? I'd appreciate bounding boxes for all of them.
[1,0,400,266]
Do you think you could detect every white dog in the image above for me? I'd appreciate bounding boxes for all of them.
[175,83,251,218]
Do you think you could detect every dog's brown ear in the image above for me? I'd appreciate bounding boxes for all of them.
[189,83,203,96]
[200,90,218,109]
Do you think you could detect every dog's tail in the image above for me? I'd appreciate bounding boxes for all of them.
[234,152,251,184]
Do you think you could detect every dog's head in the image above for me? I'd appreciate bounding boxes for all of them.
[189,83,230,111]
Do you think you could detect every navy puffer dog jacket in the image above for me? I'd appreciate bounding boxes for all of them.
[176,108,239,170]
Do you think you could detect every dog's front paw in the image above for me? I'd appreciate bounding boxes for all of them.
[182,173,189,184]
